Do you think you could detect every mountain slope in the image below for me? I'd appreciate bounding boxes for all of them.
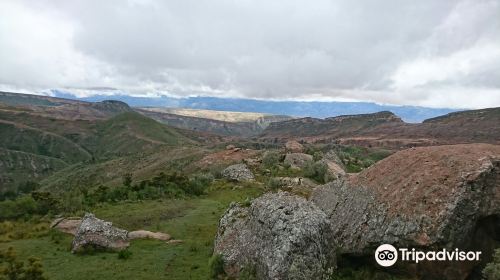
[0,94,202,192]
[260,108,500,148]
[137,108,292,137]
[54,91,458,123]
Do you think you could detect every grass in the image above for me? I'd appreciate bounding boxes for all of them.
[0,183,262,280]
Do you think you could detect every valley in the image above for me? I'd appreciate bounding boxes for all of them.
[0,91,499,280]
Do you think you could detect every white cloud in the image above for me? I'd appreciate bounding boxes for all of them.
[0,0,499,108]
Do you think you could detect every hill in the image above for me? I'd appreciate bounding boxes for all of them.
[260,108,500,149]
[51,90,458,123]
[0,94,201,193]
[137,107,292,137]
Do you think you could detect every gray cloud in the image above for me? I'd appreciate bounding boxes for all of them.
[0,0,499,108]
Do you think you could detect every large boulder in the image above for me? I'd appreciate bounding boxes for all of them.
[71,213,129,252]
[318,159,345,180]
[284,153,313,169]
[285,140,304,153]
[51,217,82,235]
[221,163,255,181]
[323,150,344,166]
[311,144,500,279]
[214,192,335,279]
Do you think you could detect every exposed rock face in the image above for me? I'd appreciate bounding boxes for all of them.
[71,213,129,252]
[285,140,304,153]
[128,230,171,241]
[323,150,344,166]
[284,153,313,169]
[221,163,255,181]
[51,217,82,235]
[311,144,500,279]
[318,159,345,180]
[272,177,317,188]
[214,192,335,279]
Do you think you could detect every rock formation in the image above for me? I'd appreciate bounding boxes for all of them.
[318,159,345,180]
[285,140,304,153]
[54,214,174,252]
[284,153,313,169]
[311,144,500,279]
[51,217,82,235]
[221,163,255,181]
[215,144,500,279]
[214,192,335,279]
[71,213,129,252]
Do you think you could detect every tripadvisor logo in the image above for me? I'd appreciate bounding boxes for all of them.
[374,244,482,267]
[375,244,398,267]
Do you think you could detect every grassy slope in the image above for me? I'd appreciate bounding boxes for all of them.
[0,148,68,192]
[0,108,199,191]
[89,112,193,158]
[0,185,263,280]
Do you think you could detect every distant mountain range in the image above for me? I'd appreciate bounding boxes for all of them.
[50,90,459,123]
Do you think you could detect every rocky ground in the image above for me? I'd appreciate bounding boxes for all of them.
[214,143,500,279]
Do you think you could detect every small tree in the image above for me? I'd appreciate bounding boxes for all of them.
[122,173,133,189]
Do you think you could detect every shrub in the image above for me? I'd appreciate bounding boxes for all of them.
[484,249,500,279]
[262,151,281,169]
[208,254,225,279]
[0,247,47,280]
[187,173,214,196]
[267,178,282,191]
[304,161,329,184]
[117,249,132,260]
[0,195,38,220]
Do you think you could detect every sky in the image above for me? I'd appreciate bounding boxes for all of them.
[0,0,499,109]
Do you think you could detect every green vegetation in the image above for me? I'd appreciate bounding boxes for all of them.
[0,247,47,280]
[208,254,225,279]
[303,161,330,184]
[333,146,391,173]
[0,184,262,280]
[483,249,500,279]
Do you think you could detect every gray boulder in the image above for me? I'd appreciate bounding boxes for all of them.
[221,163,255,181]
[214,191,335,279]
[318,159,345,180]
[311,144,500,279]
[71,213,129,252]
[284,153,313,169]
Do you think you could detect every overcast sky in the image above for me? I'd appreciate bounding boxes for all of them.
[1,0,499,108]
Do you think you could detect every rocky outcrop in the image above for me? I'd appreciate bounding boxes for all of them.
[311,144,500,279]
[221,163,255,181]
[318,159,345,180]
[285,140,304,153]
[272,177,317,188]
[71,213,129,252]
[128,230,171,241]
[284,153,313,169]
[215,144,500,279]
[214,192,335,279]
[51,217,82,235]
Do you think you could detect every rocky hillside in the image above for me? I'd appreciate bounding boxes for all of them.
[214,143,500,279]
[260,108,500,149]
[138,107,293,136]
[0,94,204,193]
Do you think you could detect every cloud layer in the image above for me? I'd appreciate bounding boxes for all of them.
[0,0,499,108]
